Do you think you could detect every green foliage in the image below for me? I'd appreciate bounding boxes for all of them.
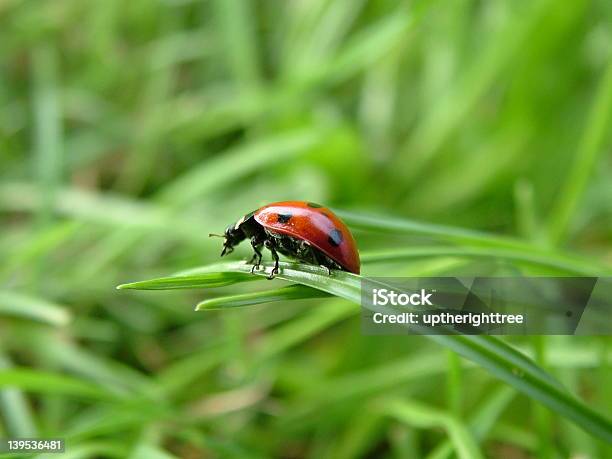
[118,260,612,443]
[1,0,611,457]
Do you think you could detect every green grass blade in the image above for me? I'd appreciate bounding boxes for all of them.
[117,272,256,290]
[395,0,553,177]
[212,0,261,89]
[196,284,331,310]
[0,353,37,437]
[129,443,179,459]
[32,45,62,228]
[384,398,484,459]
[299,352,446,405]
[427,387,515,459]
[0,369,120,401]
[361,246,611,276]
[156,345,229,397]
[30,332,156,397]
[35,443,127,459]
[255,300,355,360]
[0,290,71,326]
[0,221,81,280]
[158,129,322,206]
[117,261,612,442]
[548,62,612,244]
[174,262,363,300]
[0,183,198,239]
[307,9,410,86]
[337,210,543,249]
[339,211,612,274]
[428,334,611,442]
[446,350,462,416]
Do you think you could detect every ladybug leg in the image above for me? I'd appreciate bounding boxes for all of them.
[264,239,280,279]
[250,254,262,274]
[247,246,261,266]
[309,246,333,276]
[249,237,263,273]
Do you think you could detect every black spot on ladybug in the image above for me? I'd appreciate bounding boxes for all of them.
[307,202,323,208]
[277,213,292,224]
[328,229,343,247]
[321,212,332,219]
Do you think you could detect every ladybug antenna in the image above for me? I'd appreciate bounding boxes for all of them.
[209,233,225,238]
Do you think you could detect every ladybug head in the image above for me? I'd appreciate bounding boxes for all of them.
[210,224,245,257]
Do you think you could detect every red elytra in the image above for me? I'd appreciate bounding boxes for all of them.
[254,201,360,274]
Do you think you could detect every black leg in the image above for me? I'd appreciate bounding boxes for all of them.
[264,239,279,279]
[247,246,262,265]
[249,237,263,273]
[310,247,332,275]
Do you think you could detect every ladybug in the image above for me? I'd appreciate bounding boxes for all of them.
[211,201,360,279]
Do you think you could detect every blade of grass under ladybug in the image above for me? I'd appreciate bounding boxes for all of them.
[116,261,612,443]
[117,272,257,290]
[195,285,331,310]
[121,261,555,390]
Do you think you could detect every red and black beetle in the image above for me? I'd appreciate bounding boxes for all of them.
[211,201,360,279]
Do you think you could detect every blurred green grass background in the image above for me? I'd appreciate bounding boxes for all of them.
[0,0,611,457]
